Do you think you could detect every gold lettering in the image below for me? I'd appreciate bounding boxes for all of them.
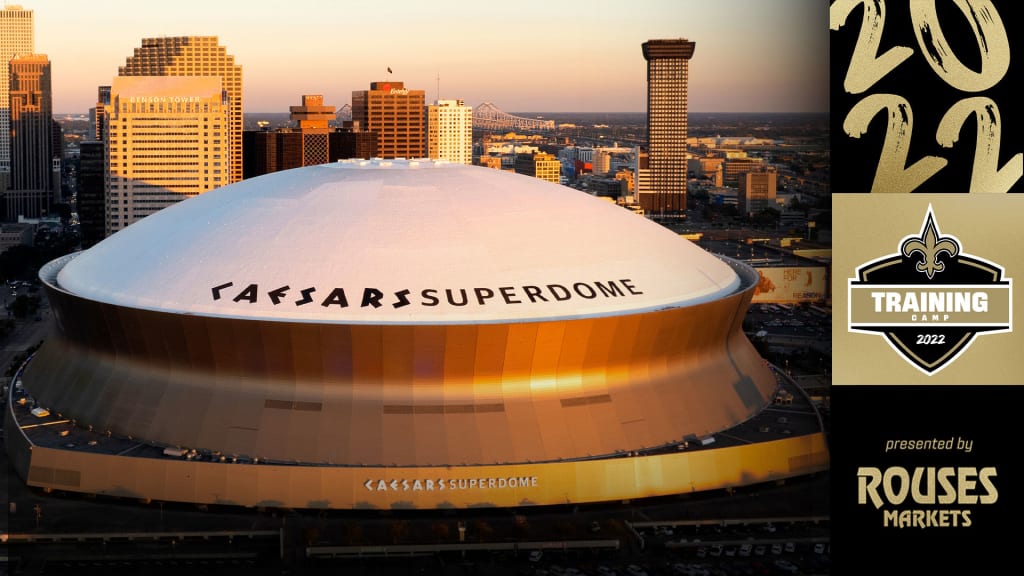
[936,97,1022,193]
[844,94,946,193]
[909,0,1010,92]
[830,0,913,94]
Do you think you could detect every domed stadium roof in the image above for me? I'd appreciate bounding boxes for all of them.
[57,159,739,323]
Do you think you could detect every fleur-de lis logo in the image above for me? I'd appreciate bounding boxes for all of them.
[900,211,960,280]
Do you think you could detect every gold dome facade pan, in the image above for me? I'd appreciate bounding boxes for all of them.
[7,160,828,509]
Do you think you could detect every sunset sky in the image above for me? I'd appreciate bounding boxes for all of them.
[29,0,829,114]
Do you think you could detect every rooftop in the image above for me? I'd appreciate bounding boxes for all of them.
[55,160,741,324]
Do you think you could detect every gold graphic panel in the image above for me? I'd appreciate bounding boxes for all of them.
[834,194,1021,384]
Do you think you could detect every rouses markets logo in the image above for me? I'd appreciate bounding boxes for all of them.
[848,206,1012,375]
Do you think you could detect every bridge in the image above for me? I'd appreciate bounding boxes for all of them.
[473,102,555,132]
[335,103,352,122]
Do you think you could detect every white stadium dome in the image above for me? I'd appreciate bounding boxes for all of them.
[8,158,828,511]
[57,159,739,323]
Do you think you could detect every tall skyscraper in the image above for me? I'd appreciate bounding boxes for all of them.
[1,4,34,183]
[6,53,54,219]
[77,140,105,248]
[104,76,229,235]
[642,38,694,217]
[352,81,425,159]
[426,99,473,165]
[118,37,243,183]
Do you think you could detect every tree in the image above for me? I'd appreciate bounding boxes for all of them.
[752,207,781,229]
[10,295,40,319]
[0,319,15,339]
[787,196,807,215]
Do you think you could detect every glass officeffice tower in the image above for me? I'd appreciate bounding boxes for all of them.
[641,38,695,218]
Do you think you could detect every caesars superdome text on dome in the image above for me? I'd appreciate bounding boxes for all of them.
[210,278,645,311]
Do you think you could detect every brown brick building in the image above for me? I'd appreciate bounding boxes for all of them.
[243,95,378,179]
[351,81,425,159]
